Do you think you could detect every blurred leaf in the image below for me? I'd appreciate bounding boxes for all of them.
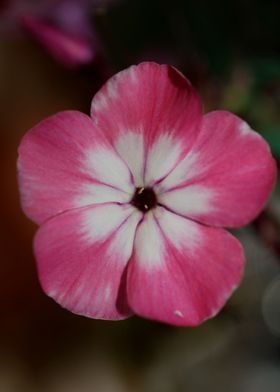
[252,57,280,88]
[260,125,280,158]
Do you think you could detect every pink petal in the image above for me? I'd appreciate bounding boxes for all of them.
[17,111,134,225]
[157,111,276,227]
[21,15,94,68]
[34,203,142,320]
[90,62,202,186]
[127,207,244,326]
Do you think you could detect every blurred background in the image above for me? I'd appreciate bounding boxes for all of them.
[1,0,280,391]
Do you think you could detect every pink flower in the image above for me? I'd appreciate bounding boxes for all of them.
[17,63,276,326]
[1,0,117,68]
[20,13,95,69]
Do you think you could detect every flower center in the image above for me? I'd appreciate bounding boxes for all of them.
[131,187,157,212]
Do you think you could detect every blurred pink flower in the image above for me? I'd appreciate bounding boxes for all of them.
[1,0,117,68]
[17,63,276,326]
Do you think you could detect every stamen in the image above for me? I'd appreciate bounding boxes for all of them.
[131,187,157,212]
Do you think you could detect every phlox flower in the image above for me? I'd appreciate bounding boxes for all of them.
[1,0,117,68]
[17,62,276,326]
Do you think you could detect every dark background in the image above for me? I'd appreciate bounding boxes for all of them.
[1,0,280,390]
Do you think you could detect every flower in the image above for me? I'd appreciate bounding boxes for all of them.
[17,62,276,326]
[1,0,117,68]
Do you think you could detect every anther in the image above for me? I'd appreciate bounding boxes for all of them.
[131,187,157,212]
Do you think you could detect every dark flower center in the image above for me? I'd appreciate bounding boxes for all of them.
[131,187,157,212]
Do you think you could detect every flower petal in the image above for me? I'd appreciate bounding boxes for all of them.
[91,62,202,186]
[127,207,244,326]
[34,203,142,320]
[21,15,94,68]
[157,111,276,227]
[17,111,134,224]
